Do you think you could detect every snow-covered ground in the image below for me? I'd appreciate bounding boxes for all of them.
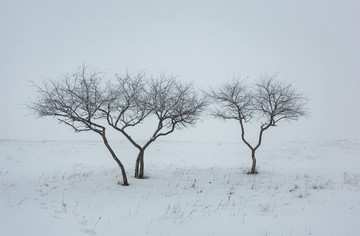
[1,139,359,235]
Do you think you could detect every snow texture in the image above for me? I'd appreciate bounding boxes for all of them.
[1,139,359,235]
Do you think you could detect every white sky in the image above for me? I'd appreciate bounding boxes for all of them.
[1,0,359,143]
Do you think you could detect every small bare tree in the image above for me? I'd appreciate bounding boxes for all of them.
[30,66,129,186]
[208,74,308,174]
[103,73,207,179]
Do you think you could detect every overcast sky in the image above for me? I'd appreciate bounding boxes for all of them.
[1,0,359,143]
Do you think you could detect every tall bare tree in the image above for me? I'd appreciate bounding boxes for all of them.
[208,74,308,174]
[103,73,207,179]
[30,66,129,186]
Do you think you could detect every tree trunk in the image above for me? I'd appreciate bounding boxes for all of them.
[135,150,145,179]
[135,153,140,178]
[139,151,144,179]
[102,134,129,186]
[249,149,257,174]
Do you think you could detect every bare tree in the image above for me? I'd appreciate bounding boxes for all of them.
[101,72,150,179]
[103,73,207,179]
[208,74,308,174]
[30,66,129,186]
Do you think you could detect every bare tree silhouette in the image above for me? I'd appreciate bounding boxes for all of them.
[208,74,308,174]
[103,73,207,179]
[30,66,129,185]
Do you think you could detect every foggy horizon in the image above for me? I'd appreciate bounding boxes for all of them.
[1,1,360,143]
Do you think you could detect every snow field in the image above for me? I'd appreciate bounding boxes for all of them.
[1,139,359,235]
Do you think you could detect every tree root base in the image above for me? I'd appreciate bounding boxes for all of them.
[134,175,149,180]
[247,170,259,175]
[117,181,129,186]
